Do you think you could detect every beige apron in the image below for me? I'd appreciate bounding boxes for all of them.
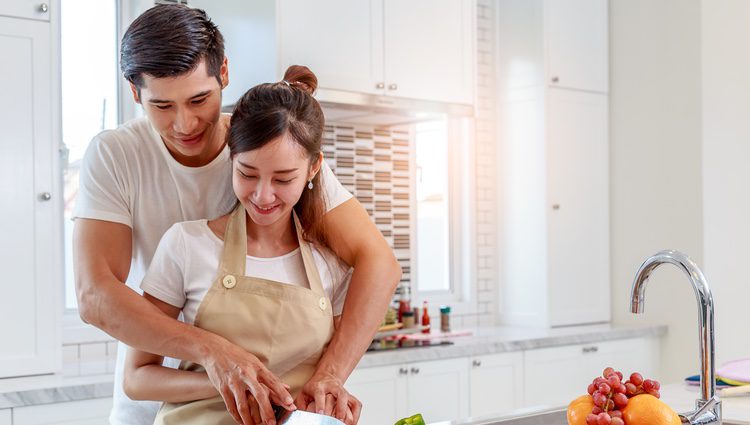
[153,204,334,425]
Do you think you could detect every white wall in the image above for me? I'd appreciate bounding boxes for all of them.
[609,0,703,382]
[702,0,750,366]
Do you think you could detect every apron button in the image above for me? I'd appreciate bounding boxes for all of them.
[319,297,327,310]
[222,275,237,289]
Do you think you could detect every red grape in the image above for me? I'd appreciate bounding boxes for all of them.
[598,383,611,394]
[588,383,597,395]
[625,382,637,395]
[597,412,612,425]
[615,371,623,381]
[607,375,620,387]
[592,406,603,415]
[652,380,661,390]
[611,418,624,425]
[630,372,644,386]
[614,383,626,394]
[613,393,628,408]
[586,414,599,425]
[648,389,660,398]
[609,410,622,419]
[603,367,615,378]
[593,393,607,407]
[643,379,655,391]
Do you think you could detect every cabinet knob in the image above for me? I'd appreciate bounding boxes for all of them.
[39,3,48,13]
[582,346,599,354]
[551,76,559,83]
[388,83,398,91]
[376,82,385,89]
[410,367,420,374]
[39,192,52,201]
[399,367,408,375]
[552,204,560,210]
[472,360,482,367]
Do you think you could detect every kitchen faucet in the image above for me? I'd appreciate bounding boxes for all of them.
[630,250,721,425]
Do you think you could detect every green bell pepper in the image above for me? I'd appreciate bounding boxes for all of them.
[395,413,426,425]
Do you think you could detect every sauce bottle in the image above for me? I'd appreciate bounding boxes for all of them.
[421,300,430,334]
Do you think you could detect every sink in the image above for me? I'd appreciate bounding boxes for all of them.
[430,408,567,425]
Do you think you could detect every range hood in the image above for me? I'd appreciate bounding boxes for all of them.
[223,88,474,127]
[316,88,474,126]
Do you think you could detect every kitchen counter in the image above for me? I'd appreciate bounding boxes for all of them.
[0,324,666,409]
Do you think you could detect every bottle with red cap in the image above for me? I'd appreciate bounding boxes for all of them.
[421,300,430,334]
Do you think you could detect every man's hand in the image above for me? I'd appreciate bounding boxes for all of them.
[295,371,361,425]
[203,338,295,425]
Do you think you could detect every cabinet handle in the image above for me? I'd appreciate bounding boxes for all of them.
[410,367,420,374]
[388,83,398,91]
[472,360,482,367]
[39,3,49,13]
[399,367,408,375]
[39,192,52,201]
[552,204,560,210]
[582,346,599,354]
[376,82,385,89]
[551,76,559,83]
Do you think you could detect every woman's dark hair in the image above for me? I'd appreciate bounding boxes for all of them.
[121,4,224,91]
[228,65,328,246]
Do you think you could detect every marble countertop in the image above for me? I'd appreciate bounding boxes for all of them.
[0,323,666,410]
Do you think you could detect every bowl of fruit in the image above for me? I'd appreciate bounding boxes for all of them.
[567,367,681,425]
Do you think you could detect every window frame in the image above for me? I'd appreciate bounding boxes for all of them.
[410,117,477,316]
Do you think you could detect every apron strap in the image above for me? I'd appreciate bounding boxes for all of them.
[218,203,247,276]
[293,211,326,296]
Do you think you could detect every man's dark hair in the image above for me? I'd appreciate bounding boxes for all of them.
[120,4,224,90]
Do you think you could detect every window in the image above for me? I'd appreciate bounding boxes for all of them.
[413,119,475,310]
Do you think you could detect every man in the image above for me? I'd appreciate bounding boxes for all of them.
[73,5,400,425]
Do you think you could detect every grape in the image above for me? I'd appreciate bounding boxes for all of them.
[593,392,607,407]
[615,371,623,381]
[648,389,660,398]
[613,393,628,408]
[603,367,615,378]
[643,379,655,391]
[586,414,599,425]
[607,375,621,387]
[606,399,615,411]
[588,383,597,395]
[609,410,622,419]
[625,382,637,395]
[652,380,661,390]
[598,383,611,394]
[614,383,626,394]
[611,418,624,425]
[597,412,612,425]
[630,372,644,386]
[592,406,603,415]
[594,377,606,386]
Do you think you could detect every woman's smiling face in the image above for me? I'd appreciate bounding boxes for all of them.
[233,132,320,227]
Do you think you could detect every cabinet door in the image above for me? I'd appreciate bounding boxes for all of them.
[406,358,469,423]
[0,0,51,21]
[0,15,61,378]
[13,398,113,425]
[470,351,524,417]
[0,409,10,425]
[383,0,475,104]
[546,89,609,327]
[347,365,407,425]
[277,0,384,95]
[545,0,608,93]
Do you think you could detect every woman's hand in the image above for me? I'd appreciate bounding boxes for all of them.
[203,336,295,425]
[295,372,361,425]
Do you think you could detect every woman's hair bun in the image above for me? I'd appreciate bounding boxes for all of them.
[282,65,318,95]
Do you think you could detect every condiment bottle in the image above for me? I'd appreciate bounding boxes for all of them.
[421,300,430,334]
[440,305,451,332]
[402,311,415,328]
[397,285,411,323]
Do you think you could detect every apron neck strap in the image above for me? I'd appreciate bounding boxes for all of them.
[219,204,326,297]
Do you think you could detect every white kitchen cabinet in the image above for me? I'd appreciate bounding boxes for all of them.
[347,364,408,425]
[496,0,608,94]
[0,409,10,425]
[347,358,468,425]
[0,0,51,21]
[13,398,112,425]
[469,351,524,417]
[0,9,62,378]
[278,0,475,105]
[523,337,659,408]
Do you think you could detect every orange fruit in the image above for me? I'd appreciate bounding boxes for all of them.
[567,394,594,425]
[622,394,681,425]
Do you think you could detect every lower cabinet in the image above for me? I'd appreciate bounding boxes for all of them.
[0,409,10,425]
[523,337,658,408]
[347,358,469,425]
[469,351,524,418]
[12,398,112,425]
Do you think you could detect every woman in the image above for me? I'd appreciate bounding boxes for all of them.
[123,66,354,425]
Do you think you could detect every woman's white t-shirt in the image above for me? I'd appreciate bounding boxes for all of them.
[140,219,352,322]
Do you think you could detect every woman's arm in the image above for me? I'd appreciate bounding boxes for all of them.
[123,293,219,403]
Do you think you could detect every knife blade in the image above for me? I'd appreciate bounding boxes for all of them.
[275,409,346,425]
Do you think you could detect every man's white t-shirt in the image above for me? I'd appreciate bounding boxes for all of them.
[72,116,352,425]
[141,220,351,323]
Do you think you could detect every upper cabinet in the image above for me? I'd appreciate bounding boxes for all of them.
[0,4,62,378]
[277,0,475,105]
[0,0,52,21]
[497,0,608,94]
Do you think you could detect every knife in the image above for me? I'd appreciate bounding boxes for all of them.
[275,407,346,425]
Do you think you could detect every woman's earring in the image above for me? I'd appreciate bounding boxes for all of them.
[307,180,314,190]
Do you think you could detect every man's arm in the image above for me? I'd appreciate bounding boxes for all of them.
[300,198,401,422]
[73,218,294,425]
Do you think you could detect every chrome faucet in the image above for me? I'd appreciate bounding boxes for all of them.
[630,250,721,425]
